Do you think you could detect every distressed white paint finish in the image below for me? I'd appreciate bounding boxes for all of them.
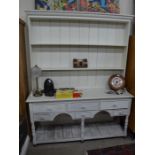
[27,12,131,91]
[100,99,130,110]
[31,46,125,69]
[30,20,129,46]
[27,88,133,102]
[27,91,132,144]
[60,21,70,44]
[81,116,85,140]
[89,22,98,45]
[26,12,133,145]
[39,71,122,90]
[36,124,81,143]
[30,45,126,89]
[34,122,126,144]
[84,123,125,139]
[29,104,37,144]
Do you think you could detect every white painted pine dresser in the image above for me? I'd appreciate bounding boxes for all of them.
[26,11,133,145]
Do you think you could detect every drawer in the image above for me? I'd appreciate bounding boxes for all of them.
[106,109,129,117]
[32,103,67,113]
[100,99,131,110]
[75,111,96,119]
[114,109,129,116]
[67,101,99,112]
[33,112,55,121]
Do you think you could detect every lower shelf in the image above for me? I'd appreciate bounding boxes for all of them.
[36,124,81,143]
[35,122,125,144]
[84,123,125,139]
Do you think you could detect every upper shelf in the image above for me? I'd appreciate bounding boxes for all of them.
[31,43,128,47]
[29,13,130,47]
[41,67,125,71]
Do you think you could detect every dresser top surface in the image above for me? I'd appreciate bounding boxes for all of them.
[26,88,133,103]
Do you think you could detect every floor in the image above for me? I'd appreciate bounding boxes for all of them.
[26,136,134,155]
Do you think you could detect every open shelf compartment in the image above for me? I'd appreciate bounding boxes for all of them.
[35,123,81,143]
[84,122,125,140]
[35,121,125,144]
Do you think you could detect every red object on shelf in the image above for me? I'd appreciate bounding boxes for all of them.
[73,91,82,98]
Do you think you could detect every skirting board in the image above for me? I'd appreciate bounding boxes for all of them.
[20,135,30,155]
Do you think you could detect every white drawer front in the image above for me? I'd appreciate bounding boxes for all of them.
[67,101,99,112]
[75,111,96,119]
[32,103,67,113]
[100,99,130,110]
[106,109,129,117]
[114,109,129,116]
[33,112,55,121]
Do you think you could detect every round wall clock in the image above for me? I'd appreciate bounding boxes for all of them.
[108,74,125,91]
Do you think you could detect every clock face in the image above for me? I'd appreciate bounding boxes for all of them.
[109,74,125,91]
[111,77,123,88]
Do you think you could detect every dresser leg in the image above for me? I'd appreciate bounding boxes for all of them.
[81,116,85,141]
[124,115,129,136]
[32,137,37,145]
[31,123,37,145]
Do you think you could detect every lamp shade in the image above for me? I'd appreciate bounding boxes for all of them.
[31,65,42,78]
